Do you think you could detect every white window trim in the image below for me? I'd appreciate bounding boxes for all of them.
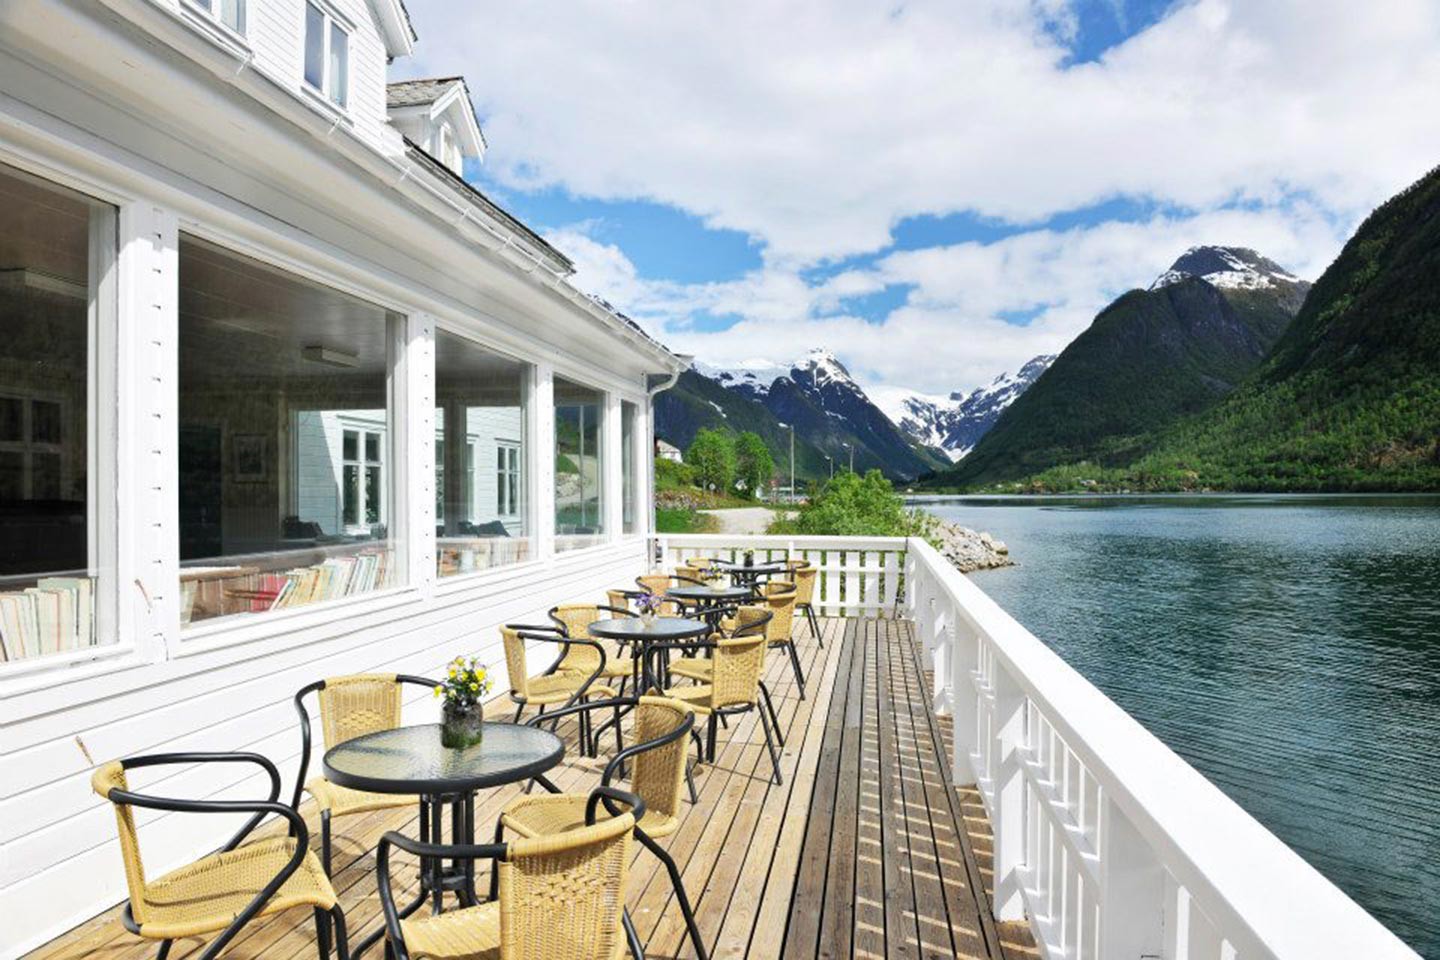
[496,439,521,518]
[180,0,247,43]
[302,0,352,111]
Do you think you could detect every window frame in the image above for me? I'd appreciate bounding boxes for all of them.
[496,440,521,518]
[180,0,247,43]
[302,0,351,110]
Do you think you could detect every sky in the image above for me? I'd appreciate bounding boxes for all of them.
[394,0,1440,398]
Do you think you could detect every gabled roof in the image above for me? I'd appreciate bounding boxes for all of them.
[387,76,486,158]
[369,0,417,59]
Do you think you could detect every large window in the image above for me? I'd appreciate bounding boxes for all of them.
[435,330,531,576]
[554,378,605,552]
[185,0,244,34]
[177,236,400,626]
[621,401,638,535]
[303,2,348,109]
[0,162,114,664]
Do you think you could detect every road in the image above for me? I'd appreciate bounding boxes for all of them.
[701,506,787,535]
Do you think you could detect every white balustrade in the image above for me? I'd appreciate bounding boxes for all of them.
[657,533,1419,960]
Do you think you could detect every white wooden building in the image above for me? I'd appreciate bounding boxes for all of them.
[0,1,682,954]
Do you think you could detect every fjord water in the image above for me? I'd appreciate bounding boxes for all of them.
[915,494,1440,956]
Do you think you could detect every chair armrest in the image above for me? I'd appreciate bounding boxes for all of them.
[586,785,646,825]
[377,832,509,960]
[122,752,285,849]
[524,696,634,729]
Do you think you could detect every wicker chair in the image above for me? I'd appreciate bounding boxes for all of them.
[653,612,786,786]
[292,673,438,876]
[496,696,708,960]
[667,603,759,683]
[549,603,640,694]
[501,623,618,755]
[377,786,645,960]
[759,580,807,699]
[93,753,347,960]
[788,564,823,647]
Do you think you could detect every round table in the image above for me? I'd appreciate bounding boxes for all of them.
[324,723,564,955]
[589,615,709,692]
[708,559,788,589]
[666,585,754,629]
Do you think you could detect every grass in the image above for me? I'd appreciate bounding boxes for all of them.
[656,506,719,534]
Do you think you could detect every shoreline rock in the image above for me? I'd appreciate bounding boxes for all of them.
[936,520,1014,573]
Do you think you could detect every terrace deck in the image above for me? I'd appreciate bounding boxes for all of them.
[26,618,1035,959]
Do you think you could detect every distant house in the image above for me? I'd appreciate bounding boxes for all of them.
[656,438,684,462]
[0,2,684,951]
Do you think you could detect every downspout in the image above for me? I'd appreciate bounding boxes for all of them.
[646,357,691,552]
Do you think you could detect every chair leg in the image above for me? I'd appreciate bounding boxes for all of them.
[320,810,333,877]
[329,905,349,960]
[513,701,525,723]
[805,604,823,647]
[685,758,699,804]
[759,681,785,747]
[757,704,783,786]
[489,819,505,902]
[156,942,173,960]
[622,909,646,960]
[784,640,806,699]
[706,714,718,762]
[314,907,332,959]
[638,831,709,960]
[614,703,624,756]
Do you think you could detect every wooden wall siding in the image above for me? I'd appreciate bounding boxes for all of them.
[0,539,648,958]
[20,618,1031,960]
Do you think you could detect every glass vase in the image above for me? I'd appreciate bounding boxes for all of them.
[441,701,484,749]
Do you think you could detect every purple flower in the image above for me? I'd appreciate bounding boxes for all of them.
[636,592,662,615]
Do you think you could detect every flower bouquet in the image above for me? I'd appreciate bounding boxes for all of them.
[434,656,492,749]
[636,591,662,626]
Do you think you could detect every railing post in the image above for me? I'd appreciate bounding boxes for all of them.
[931,597,953,717]
[951,613,979,784]
[991,662,1027,921]
[1098,793,1166,959]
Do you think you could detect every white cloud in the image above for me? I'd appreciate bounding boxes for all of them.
[397,0,1440,392]
[552,203,1346,394]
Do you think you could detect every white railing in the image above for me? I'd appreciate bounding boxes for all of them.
[904,536,1419,960]
[652,534,907,617]
[652,533,1418,959]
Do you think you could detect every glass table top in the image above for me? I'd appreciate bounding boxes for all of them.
[323,722,564,795]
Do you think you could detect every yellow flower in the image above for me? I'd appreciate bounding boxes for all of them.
[433,685,442,697]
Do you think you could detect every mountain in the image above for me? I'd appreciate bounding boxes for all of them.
[931,245,1311,487]
[880,355,1057,461]
[1125,167,1440,490]
[661,349,948,482]
[652,368,834,481]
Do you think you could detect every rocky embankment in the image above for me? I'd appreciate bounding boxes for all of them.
[936,520,1014,572]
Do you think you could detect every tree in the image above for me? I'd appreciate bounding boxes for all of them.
[686,428,737,493]
[771,468,934,537]
[734,431,775,499]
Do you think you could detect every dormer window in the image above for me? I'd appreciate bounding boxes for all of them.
[184,0,244,35]
[303,2,349,109]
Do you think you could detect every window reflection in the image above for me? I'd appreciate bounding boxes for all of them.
[554,377,605,552]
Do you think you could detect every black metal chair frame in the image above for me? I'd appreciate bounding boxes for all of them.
[643,612,787,787]
[500,696,709,960]
[507,621,614,756]
[108,752,349,960]
[377,786,648,960]
[292,674,438,877]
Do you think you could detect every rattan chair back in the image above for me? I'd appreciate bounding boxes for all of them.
[549,604,606,675]
[761,581,798,642]
[316,674,402,751]
[501,625,533,698]
[790,566,817,606]
[92,762,150,922]
[605,589,632,613]
[497,811,635,960]
[628,697,693,824]
[711,628,769,709]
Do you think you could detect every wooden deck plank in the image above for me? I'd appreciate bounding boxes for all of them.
[25,616,1025,960]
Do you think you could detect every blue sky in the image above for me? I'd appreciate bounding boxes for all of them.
[399,0,1440,395]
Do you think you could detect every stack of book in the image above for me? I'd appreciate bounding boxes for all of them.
[0,577,96,662]
[264,550,390,610]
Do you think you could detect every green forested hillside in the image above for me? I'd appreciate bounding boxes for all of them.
[931,254,1304,487]
[1120,166,1440,490]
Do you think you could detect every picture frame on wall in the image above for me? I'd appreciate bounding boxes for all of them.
[233,434,266,482]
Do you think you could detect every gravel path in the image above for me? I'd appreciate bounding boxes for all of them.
[702,506,785,535]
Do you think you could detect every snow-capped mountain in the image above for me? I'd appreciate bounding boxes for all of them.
[1150,246,1303,294]
[683,347,949,480]
[880,355,1057,461]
